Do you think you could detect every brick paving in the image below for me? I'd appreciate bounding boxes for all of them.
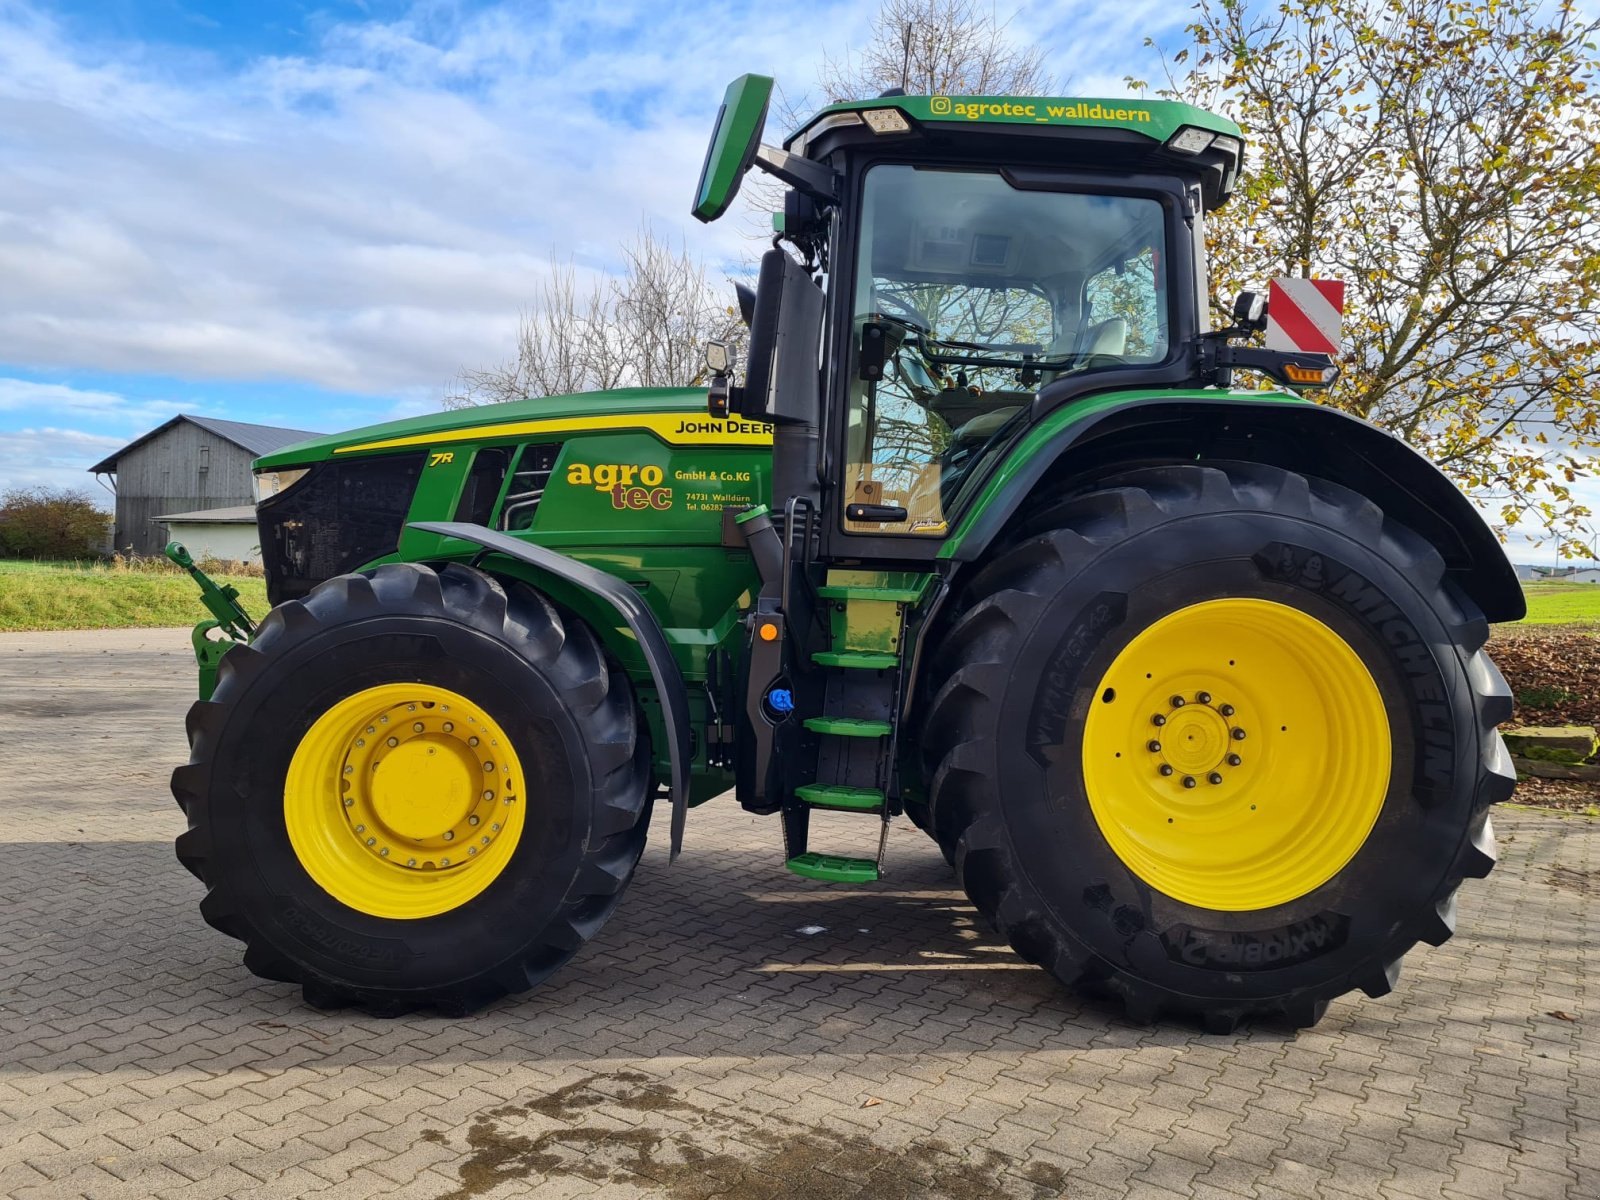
[0,627,1595,1199]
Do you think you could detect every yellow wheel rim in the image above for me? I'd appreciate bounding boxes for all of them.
[284,683,526,919]
[1081,598,1390,911]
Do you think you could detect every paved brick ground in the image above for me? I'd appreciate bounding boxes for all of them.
[1,628,1595,1199]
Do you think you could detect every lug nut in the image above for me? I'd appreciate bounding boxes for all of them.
[469,847,478,856]
[1207,772,1224,785]
[444,831,454,841]
[1196,691,1212,704]
[469,815,480,825]
[1219,703,1235,716]
[1158,764,1174,777]
[443,722,454,733]
[1227,753,1242,767]
[1170,696,1186,708]
[1182,775,1197,789]
[387,737,399,747]
[413,722,424,732]
[1232,728,1247,741]
[365,837,376,846]
[469,736,479,747]
[355,824,365,833]
[407,858,417,867]
[1147,740,1163,753]
[343,765,354,775]
[343,798,354,808]
[1152,714,1167,727]
[379,848,389,857]
[441,858,450,867]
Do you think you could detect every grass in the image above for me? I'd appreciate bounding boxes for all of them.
[1517,580,1600,626]
[0,559,268,632]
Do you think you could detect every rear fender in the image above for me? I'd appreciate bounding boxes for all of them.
[942,397,1524,623]
[409,521,693,859]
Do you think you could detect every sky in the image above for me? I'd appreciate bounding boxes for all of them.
[0,0,1593,559]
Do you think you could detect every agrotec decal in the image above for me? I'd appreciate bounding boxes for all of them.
[566,462,673,510]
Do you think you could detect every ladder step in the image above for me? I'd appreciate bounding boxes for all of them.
[804,716,892,738]
[817,584,922,603]
[786,853,880,883]
[812,650,898,670]
[796,784,885,811]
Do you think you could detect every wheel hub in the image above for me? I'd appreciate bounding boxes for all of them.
[285,684,526,918]
[1081,598,1390,911]
[1153,697,1241,784]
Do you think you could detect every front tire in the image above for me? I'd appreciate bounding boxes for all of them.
[922,464,1513,1029]
[172,562,651,1015]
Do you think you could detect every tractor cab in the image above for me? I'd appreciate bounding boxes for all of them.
[692,75,1295,564]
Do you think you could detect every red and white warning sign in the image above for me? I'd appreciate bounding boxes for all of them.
[1264,278,1345,355]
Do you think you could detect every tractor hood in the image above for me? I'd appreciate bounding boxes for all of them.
[253,387,721,471]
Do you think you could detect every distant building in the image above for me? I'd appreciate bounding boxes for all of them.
[1573,568,1600,584]
[154,504,262,563]
[88,415,317,557]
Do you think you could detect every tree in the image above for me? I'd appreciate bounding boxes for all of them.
[0,487,111,559]
[817,0,1051,101]
[446,228,742,408]
[1152,0,1600,548]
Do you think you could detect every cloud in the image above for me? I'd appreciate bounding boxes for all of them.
[0,376,195,427]
[0,426,122,501]
[0,0,860,396]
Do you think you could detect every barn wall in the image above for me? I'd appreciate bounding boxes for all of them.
[161,521,261,563]
[113,425,257,556]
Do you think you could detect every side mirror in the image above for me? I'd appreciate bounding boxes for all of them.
[1232,290,1268,332]
[734,282,756,327]
[741,248,823,426]
[691,75,774,223]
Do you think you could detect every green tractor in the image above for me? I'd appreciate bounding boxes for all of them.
[171,75,1519,1029]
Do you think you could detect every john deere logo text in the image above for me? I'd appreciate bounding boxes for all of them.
[566,462,672,510]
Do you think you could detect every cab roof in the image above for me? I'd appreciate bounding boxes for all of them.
[788,93,1240,152]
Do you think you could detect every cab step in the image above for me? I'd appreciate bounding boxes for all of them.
[786,853,880,883]
[796,783,884,811]
[804,716,892,738]
[817,584,924,603]
[811,650,898,670]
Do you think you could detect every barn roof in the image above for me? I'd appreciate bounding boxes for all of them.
[87,414,321,475]
[153,504,258,524]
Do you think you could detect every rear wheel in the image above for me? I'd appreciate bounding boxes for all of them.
[172,562,651,1015]
[922,463,1513,1029]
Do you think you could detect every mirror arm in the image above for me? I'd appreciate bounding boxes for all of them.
[753,145,839,206]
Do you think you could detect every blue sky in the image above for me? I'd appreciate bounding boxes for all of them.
[0,0,1591,556]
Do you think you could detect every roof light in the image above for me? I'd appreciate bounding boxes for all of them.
[789,110,862,155]
[1209,134,1243,162]
[861,107,911,134]
[1283,363,1336,387]
[1166,126,1216,155]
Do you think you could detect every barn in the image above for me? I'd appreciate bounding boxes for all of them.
[88,415,318,557]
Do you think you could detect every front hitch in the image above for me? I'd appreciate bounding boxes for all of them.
[164,541,256,700]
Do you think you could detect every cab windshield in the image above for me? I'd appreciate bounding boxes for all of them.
[844,164,1169,535]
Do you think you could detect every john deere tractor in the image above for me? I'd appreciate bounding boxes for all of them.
[171,75,1519,1028]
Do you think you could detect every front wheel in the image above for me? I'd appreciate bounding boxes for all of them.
[922,463,1513,1030]
[172,563,651,1014]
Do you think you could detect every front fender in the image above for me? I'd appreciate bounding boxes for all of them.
[409,521,693,859]
[941,394,1524,624]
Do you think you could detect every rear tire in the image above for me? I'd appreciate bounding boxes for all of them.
[172,562,651,1015]
[922,463,1513,1029]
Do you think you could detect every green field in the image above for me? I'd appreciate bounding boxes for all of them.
[1518,580,1600,626]
[0,561,268,632]
[1,561,1596,633]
